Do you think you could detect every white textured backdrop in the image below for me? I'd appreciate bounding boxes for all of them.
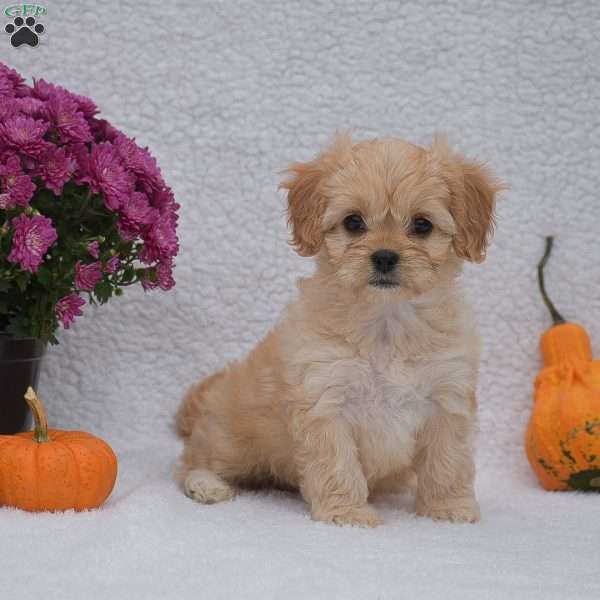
[2,2,600,598]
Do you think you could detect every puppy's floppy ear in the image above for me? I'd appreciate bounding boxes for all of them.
[280,133,353,257]
[431,137,505,263]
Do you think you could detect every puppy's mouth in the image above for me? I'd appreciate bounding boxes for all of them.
[368,277,400,289]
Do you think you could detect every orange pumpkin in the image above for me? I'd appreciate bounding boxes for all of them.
[0,387,118,511]
[525,237,600,491]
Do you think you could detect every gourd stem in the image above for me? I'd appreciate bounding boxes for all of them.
[23,387,49,443]
[537,236,566,326]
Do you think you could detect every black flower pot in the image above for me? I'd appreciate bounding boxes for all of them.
[0,335,46,434]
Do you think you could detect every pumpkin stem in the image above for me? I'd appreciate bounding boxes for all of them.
[24,387,49,443]
[537,236,566,326]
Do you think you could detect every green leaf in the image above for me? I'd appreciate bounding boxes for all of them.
[121,266,135,284]
[15,272,30,292]
[36,265,52,287]
[94,280,112,304]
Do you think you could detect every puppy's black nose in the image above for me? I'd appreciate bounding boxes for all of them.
[371,249,399,274]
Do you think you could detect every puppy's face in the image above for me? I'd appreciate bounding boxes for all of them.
[282,135,502,299]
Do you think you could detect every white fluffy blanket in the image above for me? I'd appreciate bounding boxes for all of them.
[2,1,599,598]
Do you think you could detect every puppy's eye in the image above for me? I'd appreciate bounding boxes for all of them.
[343,214,367,234]
[411,217,433,236]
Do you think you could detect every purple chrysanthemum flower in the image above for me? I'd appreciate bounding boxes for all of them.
[31,78,57,100]
[87,240,100,259]
[15,96,46,120]
[1,64,180,341]
[140,260,175,291]
[74,260,103,291]
[55,293,85,329]
[114,134,163,190]
[118,191,158,239]
[0,156,36,209]
[156,261,175,290]
[39,147,76,195]
[0,63,26,96]
[0,115,50,157]
[71,92,97,119]
[16,96,45,117]
[123,191,157,224]
[140,213,179,263]
[117,220,137,241]
[8,214,57,273]
[0,97,20,122]
[0,63,24,86]
[32,79,97,119]
[0,73,14,97]
[44,89,92,144]
[140,269,154,290]
[150,187,180,216]
[104,254,120,274]
[76,143,134,210]
[90,118,119,143]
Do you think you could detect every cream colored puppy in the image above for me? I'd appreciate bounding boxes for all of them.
[177,134,502,527]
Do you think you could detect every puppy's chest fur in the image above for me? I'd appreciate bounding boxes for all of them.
[341,354,435,479]
[288,300,476,481]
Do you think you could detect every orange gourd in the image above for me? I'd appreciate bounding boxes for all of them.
[0,387,118,511]
[525,237,600,491]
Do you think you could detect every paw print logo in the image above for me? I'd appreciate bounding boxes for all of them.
[5,16,45,47]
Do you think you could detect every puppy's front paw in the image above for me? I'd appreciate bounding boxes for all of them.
[416,496,480,523]
[313,504,384,528]
[184,469,235,504]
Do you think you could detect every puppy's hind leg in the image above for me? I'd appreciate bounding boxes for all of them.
[183,468,236,504]
[176,373,237,505]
